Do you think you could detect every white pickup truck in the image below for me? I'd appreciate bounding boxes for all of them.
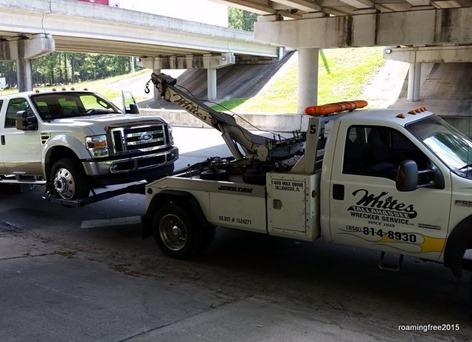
[141,73,472,291]
[0,89,178,200]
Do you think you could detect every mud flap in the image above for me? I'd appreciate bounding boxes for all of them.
[379,252,404,272]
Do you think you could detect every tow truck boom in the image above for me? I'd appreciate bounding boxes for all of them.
[146,73,305,164]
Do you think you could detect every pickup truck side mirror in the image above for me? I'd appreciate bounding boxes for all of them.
[16,110,38,131]
[396,160,418,192]
[122,90,139,114]
[126,103,139,114]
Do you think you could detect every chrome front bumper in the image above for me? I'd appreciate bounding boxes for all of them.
[82,147,179,176]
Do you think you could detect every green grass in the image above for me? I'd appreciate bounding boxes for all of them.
[211,98,247,111]
[226,47,385,113]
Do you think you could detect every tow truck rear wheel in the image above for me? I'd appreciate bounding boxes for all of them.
[152,203,207,259]
[50,158,91,200]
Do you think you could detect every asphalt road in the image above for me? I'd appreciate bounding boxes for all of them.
[1,127,472,342]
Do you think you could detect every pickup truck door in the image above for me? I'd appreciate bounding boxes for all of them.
[0,97,42,176]
[327,122,451,261]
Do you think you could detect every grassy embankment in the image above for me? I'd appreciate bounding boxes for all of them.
[1,47,385,112]
[216,47,385,113]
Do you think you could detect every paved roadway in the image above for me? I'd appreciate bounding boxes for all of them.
[0,127,472,342]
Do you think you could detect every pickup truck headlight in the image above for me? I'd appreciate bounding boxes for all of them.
[168,126,174,145]
[86,135,109,158]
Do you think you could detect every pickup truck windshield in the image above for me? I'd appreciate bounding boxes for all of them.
[31,92,122,120]
[407,115,472,176]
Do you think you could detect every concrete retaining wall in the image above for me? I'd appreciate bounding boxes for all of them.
[140,108,311,132]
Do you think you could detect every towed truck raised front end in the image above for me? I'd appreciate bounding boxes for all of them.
[79,117,178,184]
[0,89,178,201]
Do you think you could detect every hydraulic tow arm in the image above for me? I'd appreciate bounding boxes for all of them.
[145,73,305,164]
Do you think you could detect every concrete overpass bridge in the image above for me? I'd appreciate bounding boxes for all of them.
[0,0,280,99]
[1,0,471,112]
[213,0,472,112]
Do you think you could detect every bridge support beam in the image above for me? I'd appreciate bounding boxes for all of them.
[297,48,319,114]
[0,34,55,91]
[16,44,33,93]
[203,53,235,100]
[207,68,217,101]
[384,45,472,102]
[255,8,472,49]
[407,62,421,102]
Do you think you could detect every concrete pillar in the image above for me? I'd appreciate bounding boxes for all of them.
[13,34,55,92]
[407,62,421,102]
[297,48,319,114]
[17,40,32,92]
[207,68,217,100]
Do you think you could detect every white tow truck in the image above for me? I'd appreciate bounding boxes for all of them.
[141,73,472,287]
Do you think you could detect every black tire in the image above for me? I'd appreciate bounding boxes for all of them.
[50,158,91,200]
[243,168,266,185]
[152,203,206,259]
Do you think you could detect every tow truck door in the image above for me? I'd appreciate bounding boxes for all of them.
[327,122,451,261]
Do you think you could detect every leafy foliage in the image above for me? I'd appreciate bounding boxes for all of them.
[228,7,257,31]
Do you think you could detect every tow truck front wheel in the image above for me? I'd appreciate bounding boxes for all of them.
[50,158,91,200]
[152,203,206,259]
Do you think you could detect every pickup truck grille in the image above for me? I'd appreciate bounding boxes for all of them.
[110,124,168,154]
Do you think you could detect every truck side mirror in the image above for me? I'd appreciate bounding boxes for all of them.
[122,90,139,114]
[396,160,418,192]
[127,103,139,114]
[16,110,38,131]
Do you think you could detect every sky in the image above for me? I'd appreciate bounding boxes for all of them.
[108,0,228,27]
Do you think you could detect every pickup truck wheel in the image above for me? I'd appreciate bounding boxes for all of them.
[152,203,204,259]
[51,158,91,200]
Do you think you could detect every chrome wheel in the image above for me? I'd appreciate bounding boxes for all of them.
[50,158,90,200]
[152,203,208,259]
[159,213,188,251]
[53,167,76,200]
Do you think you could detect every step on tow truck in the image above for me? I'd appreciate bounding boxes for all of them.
[141,73,472,294]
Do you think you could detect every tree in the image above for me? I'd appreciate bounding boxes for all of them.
[228,7,257,31]
[0,52,140,88]
[0,61,17,88]
[30,52,140,86]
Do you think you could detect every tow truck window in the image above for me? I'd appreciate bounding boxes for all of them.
[407,115,472,177]
[343,125,428,180]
